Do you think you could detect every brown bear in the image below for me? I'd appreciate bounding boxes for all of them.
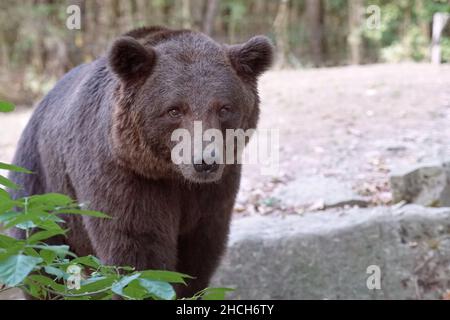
[8,26,273,298]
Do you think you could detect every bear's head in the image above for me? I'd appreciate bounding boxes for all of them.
[108,27,273,183]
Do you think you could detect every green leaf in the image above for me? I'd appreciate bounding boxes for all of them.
[139,270,192,284]
[65,296,90,300]
[118,266,135,272]
[24,247,41,258]
[0,254,43,286]
[44,266,67,280]
[0,234,19,248]
[28,274,66,292]
[0,211,22,224]
[0,101,15,113]
[37,219,65,232]
[0,175,19,190]
[138,278,175,300]
[111,273,141,298]
[28,245,76,258]
[0,162,32,174]
[40,249,57,265]
[97,265,119,276]
[0,242,25,256]
[23,278,46,299]
[0,199,19,213]
[27,229,66,244]
[0,188,10,199]
[122,279,148,300]
[73,275,117,295]
[3,212,42,229]
[198,287,234,300]
[2,210,65,232]
[28,193,73,208]
[79,276,108,286]
[55,208,110,219]
[70,255,101,269]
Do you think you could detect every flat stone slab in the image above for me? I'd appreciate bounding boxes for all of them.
[273,176,368,209]
[212,205,450,299]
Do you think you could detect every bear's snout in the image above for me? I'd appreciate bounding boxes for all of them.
[193,161,219,173]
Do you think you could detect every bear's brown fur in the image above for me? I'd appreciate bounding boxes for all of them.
[9,26,273,297]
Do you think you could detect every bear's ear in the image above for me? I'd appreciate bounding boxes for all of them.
[228,36,274,79]
[108,36,156,82]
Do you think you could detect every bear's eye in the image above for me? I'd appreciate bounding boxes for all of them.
[219,105,232,118]
[168,107,182,118]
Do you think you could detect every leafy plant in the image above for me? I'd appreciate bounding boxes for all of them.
[0,102,231,300]
[0,101,15,113]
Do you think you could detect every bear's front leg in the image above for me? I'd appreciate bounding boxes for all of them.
[175,211,232,298]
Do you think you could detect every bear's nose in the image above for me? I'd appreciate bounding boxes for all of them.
[193,160,219,173]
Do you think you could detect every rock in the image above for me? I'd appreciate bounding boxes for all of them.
[212,205,450,299]
[390,162,450,207]
[273,176,369,209]
[0,288,24,300]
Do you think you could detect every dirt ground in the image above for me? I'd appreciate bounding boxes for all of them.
[1,63,450,215]
[240,63,450,214]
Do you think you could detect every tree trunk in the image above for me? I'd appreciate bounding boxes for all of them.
[431,13,450,64]
[64,0,85,71]
[417,0,430,39]
[181,0,192,29]
[273,0,290,68]
[110,0,122,36]
[129,0,138,26]
[202,0,219,36]
[348,0,364,64]
[306,0,325,67]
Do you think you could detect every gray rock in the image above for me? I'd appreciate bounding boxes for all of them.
[212,206,450,299]
[274,177,369,209]
[390,162,450,207]
[0,288,23,300]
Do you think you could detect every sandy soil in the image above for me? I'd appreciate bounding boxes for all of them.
[1,63,450,213]
[239,63,450,213]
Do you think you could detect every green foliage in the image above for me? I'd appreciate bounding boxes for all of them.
[187,287,235,300]
[2,0,450,100]
[0,101,15,113]
[0,104,232,300]
[441,38,450,62]
[364,0,450,63]
[381,26,429,62]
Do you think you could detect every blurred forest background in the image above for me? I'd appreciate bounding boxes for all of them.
[0,0,449,104]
